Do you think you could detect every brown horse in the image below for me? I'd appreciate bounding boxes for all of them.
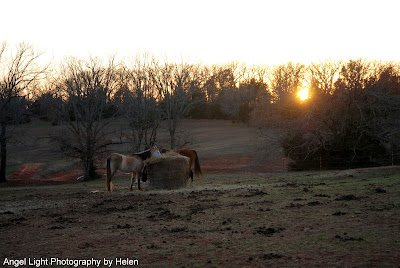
[161,148,202,182]
[106,146,161,192]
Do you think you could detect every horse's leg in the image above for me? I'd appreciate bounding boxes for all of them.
[137,172,142,190]
[107,170,117,192]
[130,173,135,191]
[106,158,112,192]
[142,165,147,182]
[110,170,117,191]
[190,158,195,182]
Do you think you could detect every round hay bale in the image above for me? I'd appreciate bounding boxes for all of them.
[145,152,190,190]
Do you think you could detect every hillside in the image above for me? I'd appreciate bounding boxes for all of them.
[5,118,285,184]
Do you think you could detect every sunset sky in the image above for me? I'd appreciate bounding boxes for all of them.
[1,0,399,66]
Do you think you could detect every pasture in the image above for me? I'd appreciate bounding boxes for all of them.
[1,119,400,267]
[1,168,400,267]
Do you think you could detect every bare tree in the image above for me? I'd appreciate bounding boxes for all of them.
[118,54,160,151]
[55,56,117,180]
[153,60,202,148]
[201,64,239,119]
[219,63,270,122]
[251,62,305,130]
[0,42,47,182]
[308,59,342,96]
[217,64,241,120]
[269,62,305,103]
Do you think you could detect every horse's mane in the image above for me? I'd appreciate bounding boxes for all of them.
[134,148,152,160]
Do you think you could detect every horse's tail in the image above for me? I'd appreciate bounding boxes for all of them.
[194,150,203,178]
[106,156,112,192]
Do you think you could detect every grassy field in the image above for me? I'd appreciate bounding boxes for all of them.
[1,167,399,267]
[1,118,400,267]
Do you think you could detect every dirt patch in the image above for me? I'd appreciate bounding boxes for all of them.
[335,194,362,201]
[8,163,81,186]
[48,170,82,182]
[254,226,284,236]
[9,163,45,181]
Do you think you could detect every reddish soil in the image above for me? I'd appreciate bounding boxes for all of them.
[8,164,82,186]
[9,163,45,181]
[48,170,83,182]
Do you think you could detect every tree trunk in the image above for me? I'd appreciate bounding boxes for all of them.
[0,124,7,183]
[170,134,175,149]
[168,116,177,149]
[82,156,98,181]
[169,124,176,149]
[82,158,93,181]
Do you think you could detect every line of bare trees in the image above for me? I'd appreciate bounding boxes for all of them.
[2,42,400,182]
[49,56,211,180]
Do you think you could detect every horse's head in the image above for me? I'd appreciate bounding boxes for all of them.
[150,145,161,158]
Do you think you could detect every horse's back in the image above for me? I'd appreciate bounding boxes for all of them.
[107,153,142,173]
[176,148,196,158]
[120,155,143,173]
[108,153,123,163]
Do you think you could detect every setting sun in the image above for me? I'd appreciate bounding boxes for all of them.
[297,88,309,101]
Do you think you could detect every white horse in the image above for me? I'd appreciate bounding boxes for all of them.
[106,145,161,192]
